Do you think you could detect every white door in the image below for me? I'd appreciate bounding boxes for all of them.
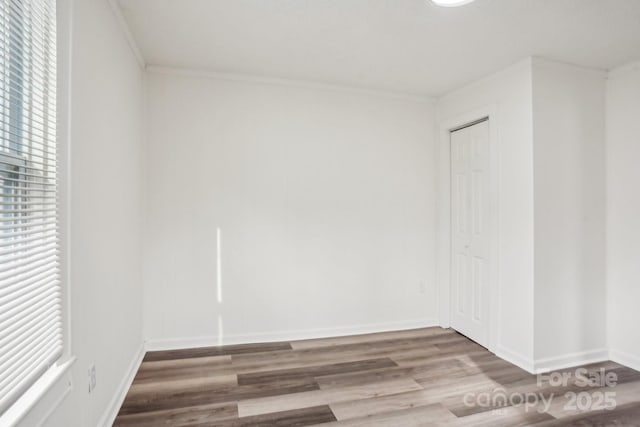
[450,119,490,347]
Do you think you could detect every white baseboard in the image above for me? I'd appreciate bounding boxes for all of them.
[495,347,612,375]
[495,345,535,374]
[98,344,145,427]
[533,348,609,374]
[610,348,640,372]
[144,318,439,352]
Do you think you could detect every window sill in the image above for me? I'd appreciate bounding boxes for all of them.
[0,357,75,427]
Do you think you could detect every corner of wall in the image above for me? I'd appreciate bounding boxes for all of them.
[106,0,146,69]
[604,58,640,369]
[496,345,536,374]
[96,345,145,427]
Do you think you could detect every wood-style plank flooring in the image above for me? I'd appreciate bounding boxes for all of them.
[114,328,640,426]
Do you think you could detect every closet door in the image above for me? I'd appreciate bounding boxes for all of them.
[450,119,490,347]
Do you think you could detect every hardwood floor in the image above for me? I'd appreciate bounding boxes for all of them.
[114,328,640,426]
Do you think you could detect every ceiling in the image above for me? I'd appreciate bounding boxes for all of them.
[117,0,640,96]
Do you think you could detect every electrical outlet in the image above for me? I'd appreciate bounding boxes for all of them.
[88,364,96,393]
[419,281,427,294]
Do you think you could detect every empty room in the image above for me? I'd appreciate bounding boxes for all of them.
[2,0,640,426]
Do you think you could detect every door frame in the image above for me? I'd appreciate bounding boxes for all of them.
[437,105,500,353]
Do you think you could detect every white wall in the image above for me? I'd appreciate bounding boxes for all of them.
[437,59,536,369]
[606,61,640,370]
[143,70,437,348]
[532,59,607,367]
[28,0,146,425]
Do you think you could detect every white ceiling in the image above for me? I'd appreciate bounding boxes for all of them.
[117,0,640,96]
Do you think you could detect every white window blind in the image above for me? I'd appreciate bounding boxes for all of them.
[0,0,61,415]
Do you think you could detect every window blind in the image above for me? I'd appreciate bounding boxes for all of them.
[0,0,61,415]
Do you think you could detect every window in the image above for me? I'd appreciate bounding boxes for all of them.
[0,0,61,415]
